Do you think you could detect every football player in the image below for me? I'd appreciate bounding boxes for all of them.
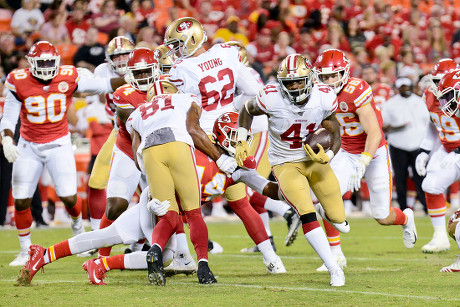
[153,44,174,75]
[415,59,460,253]
[87,36,134,231]
[313,49,417,271]
[237,54,347,287]
[227,41,301,251]
[96,47,158,258]
[0,41,125,267]
[441,208,460,272]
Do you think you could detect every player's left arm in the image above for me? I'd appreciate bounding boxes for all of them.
[116,107,135,125]
[321,113,341,155]
[356,103,381,158]
[77,76,126,94]
[236,63,263,97]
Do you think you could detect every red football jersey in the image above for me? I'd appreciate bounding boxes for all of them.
[372,83,393,109]
[5,66,79,143]
[113,84,147,159]
[335,77,387,154]
[195,149,234,202]
[424,87,460,152]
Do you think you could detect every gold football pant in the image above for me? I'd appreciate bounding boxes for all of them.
[88,129,117,189]
[143,142,200,213]
[272,161,345,222]
[250,131,271,179]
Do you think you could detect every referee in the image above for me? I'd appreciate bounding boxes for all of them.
[381,77,429,212]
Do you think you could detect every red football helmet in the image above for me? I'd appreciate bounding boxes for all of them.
[437,69,460,117]
[26,41,60,81]
[430,58,458,95]
[314,49,351,94]
[212,112,251,157]
[126,47,159,91]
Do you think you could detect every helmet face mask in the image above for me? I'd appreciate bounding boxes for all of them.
[105,36,135,75]
[164,17,207,60]
[314,49,350,94]
[277,54,314,105]
[26,41,60,81]
[126,48,159,92]
[212,112,252,157]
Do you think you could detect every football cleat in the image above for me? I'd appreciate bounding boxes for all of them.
[422,226,450,253]
[208,240,224,254]
[17,245,46,285]
[164,253,197,277]
[315,204,350,233]
[146,245,166,286]
[284,209,301,246]
[196,261,217,284]
[82,259,107,285]
[71,216,85,236]
[402,208,417,248]
[329,268,345,287]
[9,251,30,267]
[264,256,287,274]
[440,256,460,272]
[241,236,276,253]
[317,254,347,272]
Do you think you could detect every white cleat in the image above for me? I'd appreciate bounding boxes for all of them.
[208,240,224,254]
[317,254,347,272]
[71,216,85,236]
[164,253,197,276]
[315,204,350,233]
[264,255,287,274]
[402,208,417,248]
[329,268,345,287]
[422,236,450,253]
[9,251,30,266]
[440,256,460,272]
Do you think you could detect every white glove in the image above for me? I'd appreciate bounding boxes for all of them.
[146,198,170,216]
[348,153,372,193]
[216,154,238,175]
[1,135,20,163]
[415,151,429,176]
[440,151,460,169]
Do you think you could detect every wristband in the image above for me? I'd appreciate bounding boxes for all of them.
[326,150,334,161]
[237,127,249,142]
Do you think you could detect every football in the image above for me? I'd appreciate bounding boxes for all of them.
[304,128,333,153]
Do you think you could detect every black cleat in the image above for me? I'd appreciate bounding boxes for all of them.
[146,245,166,286]
[197,261,217,284]
[284,209,301,246]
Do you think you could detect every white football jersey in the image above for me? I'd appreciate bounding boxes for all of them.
[127,93,201,150]
[256,83,337,166]
[168,44,261,134]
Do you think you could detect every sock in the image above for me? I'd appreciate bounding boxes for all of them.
[15,207,33,251]
[65,196,82,219]
[264,198,291,216]
[249,192,268,214]
[98,214,115,257]
[185,208,208,261]
[88,187,106,221]
[151,211,178,249]
[228,197,268,244]
[176,232,191,254]
[259,212,272,236]
[322,219,341,248]
[102,254,125,271]
[392,207,407,225]
[90,218,101,231]
[44,240,71,264]
[425,193,447,227]
[257,238,277,263]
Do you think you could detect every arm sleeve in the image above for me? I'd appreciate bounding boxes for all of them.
[76,76,113,94]
[236,63,263,97]
[232,168,270,194]
[419,121,440,151]
[0,91,22,132]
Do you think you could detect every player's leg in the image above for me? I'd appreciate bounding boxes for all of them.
[441,215,460,272]
[10,138,44,266]
[421,148,459,252]
[87,129,117,230]
[389,145,410,211]
[273,162,344,286]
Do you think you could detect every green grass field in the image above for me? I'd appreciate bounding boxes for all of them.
[1,216,460,306]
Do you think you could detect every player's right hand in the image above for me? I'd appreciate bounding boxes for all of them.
[1,136,20,163]
[146,198,170,216]
[415,151,429,176]
[235,140,250,167]
[216,154,238,175]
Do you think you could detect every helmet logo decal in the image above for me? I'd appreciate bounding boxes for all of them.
[220,113,232,123]
[177,21,192,32]
[154,49,161,59]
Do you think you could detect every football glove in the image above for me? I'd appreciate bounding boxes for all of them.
[1,135,20,163]
[415,151,429,176]
[235,140,250,167]
[216,154,238,175]
[348,152,372,193]
[440,151,460,169]
[304,143,329,164]
[146,198,170,217]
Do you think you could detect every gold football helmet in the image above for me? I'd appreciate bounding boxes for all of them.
[146,80,179,102]
[277,54,314,104]
[105,36,135,75]
[164,17,207,59]
[154,44,175,75]
[226,41,248,66]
